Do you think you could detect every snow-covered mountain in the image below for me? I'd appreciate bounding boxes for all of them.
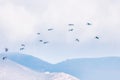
[0,58,44,80]
[1,53,52,72]
[1,53,120,80]
[0,56,79,80]
[54,58,120,80]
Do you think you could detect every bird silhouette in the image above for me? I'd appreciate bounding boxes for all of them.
[76,39,79,42]
[43,41,49,44]
[5,48,8,52]
[95,36,99,39]
[68,24,74,26]
[48,28,53,31]
[87,22,92,25]
[68,29,74,31]
[20,48,24,51]
[37,33,40,35]
[2,57,7,60]
[21,44,25,47]
[39,40,43,42]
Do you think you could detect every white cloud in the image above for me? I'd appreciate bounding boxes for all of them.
[0,3,37,41]
[0,0,120,63]
[40,0,120,44]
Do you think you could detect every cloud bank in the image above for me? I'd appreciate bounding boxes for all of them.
[0,0,120,63]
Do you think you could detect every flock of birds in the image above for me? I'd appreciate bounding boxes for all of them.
[37,32,49,44]
[37,22,99,43]
[2,22,99,60]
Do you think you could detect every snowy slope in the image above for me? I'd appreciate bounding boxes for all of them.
[0,58,45,80]
[0,56,79,80]
[1,53,52,72]
[54,58,120,80]
[44,72,79,80]
[2,53,120,80]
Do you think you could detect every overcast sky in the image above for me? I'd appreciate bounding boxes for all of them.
[0,0,120,63]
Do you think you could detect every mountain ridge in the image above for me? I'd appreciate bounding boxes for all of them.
[0,57,79,80]
[1,52,120,80]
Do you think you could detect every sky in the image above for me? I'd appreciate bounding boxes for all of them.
[0,0,120,63]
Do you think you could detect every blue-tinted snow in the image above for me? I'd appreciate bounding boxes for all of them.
[1,53,120,80]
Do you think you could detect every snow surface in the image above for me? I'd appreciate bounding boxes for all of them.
[54,58,120,80]
[2,53,120,80]
[2,53,52,72]
[0,57,79,80]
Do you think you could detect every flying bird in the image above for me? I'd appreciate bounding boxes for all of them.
[21,44,25,47]
[5,48,8,52]
[43,41,49,44]
[75,38,79,42]
[68,24,74,26]
[48,28,53,31]
[20,48,24,51]
[68,29,74,31]
[39,40,43,42]
[95,36,99,39]
[2,57,7,60]
[87,22,92,25]
[37,33,40,35]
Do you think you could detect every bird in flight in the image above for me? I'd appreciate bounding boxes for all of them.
[20,48,24,51]
[68,28,74,31]
[39,40,43,42]
[95,36,99,39]
[75,38,79,42]
[87,22,92,25]
[21,44,25,47]
[37,33,40,35]
[68,24,74,26]
[5,48,8,52]
[48,28,53,31]
[2,57,7,60]
[43,41,49,44]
